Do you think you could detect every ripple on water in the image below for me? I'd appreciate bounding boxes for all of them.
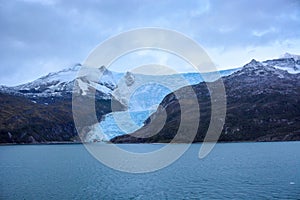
[0,142,300,199]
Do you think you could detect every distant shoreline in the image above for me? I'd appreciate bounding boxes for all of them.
[1,140,299,146]
[0,141,84,146]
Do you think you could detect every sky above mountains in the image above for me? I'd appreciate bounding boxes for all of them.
[0,0,300,86]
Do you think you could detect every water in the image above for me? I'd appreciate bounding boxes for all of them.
[1,142,300,199]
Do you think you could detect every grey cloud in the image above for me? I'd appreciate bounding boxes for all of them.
[189,0,300,47]
[0,0,299,85]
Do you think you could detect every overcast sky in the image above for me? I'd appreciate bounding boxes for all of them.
[0,0,300,86]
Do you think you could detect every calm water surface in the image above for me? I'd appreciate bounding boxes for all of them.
[1,142,300,199]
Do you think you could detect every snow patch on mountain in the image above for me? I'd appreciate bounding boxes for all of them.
[0,64,124,100]
[281,52,300,61]
[73,66,118,98]
[45,64,81,83]
[230,57,300,80]
[262,53,300,74]
[17,64,81,91]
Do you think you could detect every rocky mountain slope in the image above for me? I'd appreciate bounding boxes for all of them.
[111,55,300,143]
[0,93,76,143]
[0,92,124,143]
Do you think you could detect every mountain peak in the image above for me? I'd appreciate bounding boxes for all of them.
[263,54,300,74]
[70,63,82,71]
[229,58,290,79]
[99,65,107,71]
[243,59,263,69]
[281,52,300,61]
[250,58,258,63]
[98,66,114,76]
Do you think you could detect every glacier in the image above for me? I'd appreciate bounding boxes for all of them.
[1,53,299,142]
[92,68,239,141]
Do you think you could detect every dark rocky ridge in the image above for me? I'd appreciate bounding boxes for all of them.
[111,59,300,143]
[0,93,124,143]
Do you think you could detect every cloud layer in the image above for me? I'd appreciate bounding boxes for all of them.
[0,0,299,85]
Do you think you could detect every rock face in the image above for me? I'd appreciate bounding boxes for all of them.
[111,57,300,143]
[0,93,76,143]
[0,92,124,143]
[125,72,135,86]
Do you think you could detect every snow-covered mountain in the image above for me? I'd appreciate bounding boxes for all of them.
[1,53,298,101]
[1,53,299,142]
[14,64,80,97]
[281,52,300,62]
[262,54,300,74]
[1,64,123,101]
[229,59,287,79]
[0,63,238,106]
[229,54,300,80]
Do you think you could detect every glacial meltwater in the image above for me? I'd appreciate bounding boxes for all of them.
[1,142,300,199]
